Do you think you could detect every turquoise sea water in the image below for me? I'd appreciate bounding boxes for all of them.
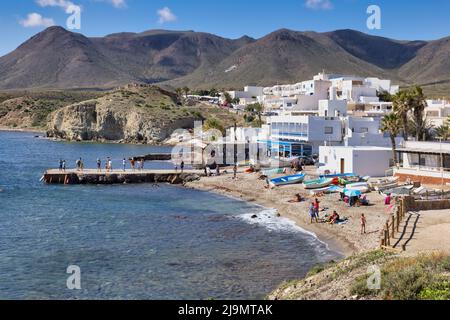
[0,131,340,300]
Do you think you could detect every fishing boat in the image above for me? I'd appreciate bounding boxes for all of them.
[309,185,341,195]
[269,173,306,187]
[369,177,399,191]
[303,178,333,190]
[320,173,357,179]
[345,182,370,194]
[262,168,285,177]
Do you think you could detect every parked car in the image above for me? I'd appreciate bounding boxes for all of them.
[298,156,315,166]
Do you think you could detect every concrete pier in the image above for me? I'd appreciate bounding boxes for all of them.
[42,169,203,185]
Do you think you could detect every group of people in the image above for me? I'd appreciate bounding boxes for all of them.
[340,193,369,207]
[59,157,146,173]
[305,196,367,234]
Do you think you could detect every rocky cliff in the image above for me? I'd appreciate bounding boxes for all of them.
[46,84,239,144]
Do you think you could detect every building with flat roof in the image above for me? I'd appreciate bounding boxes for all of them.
[319,146,393,177]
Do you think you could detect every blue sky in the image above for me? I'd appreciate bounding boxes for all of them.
[1,0,450,56]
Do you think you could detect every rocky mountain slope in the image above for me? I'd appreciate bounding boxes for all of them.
[46,84,240,144]
[2,27,450,90]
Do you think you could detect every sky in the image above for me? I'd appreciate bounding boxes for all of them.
[1,0,450,56]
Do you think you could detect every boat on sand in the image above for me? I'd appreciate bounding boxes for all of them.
[269,173,306,187]
[303,178,333,190]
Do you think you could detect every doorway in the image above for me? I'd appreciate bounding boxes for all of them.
[340,158,345,174]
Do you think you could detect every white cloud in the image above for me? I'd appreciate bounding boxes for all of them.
[157,7,177,24]
[108,0,126,8]
[305,0,333,10]
[20,12,55,28]
[36,0,81,13]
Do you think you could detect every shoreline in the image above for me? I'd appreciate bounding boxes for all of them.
[0,126,46,134]
[185,169,393,259]
[185,175,360,258]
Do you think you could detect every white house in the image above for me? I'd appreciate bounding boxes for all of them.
[425,100,450,127]
[319,146,394,177]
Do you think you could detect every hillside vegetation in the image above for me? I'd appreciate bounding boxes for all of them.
[269,250,450,300]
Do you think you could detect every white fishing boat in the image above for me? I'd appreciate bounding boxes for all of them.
[345,182,370,193]
[303,178,333,190]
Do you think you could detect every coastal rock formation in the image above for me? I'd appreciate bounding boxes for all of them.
[47,84,202,144]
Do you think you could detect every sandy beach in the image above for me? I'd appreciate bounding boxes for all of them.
[185,168,393,257]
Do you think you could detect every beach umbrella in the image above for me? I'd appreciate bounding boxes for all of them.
[343,189,362,197]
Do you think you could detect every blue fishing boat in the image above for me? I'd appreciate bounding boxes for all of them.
[269,173,306,187]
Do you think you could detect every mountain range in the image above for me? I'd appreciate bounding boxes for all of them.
[1,26,450,91]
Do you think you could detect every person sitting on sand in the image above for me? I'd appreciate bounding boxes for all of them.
[288,194,303,203]
[329,211,340,224]
[359,195,369,206]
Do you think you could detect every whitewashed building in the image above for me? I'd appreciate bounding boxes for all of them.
[319,146,394,177]
[425,100,450,127]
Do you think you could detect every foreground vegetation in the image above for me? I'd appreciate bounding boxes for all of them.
[270,250,450,300]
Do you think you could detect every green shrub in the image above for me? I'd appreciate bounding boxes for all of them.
[419,281,450,300]
[350,275,378,298]
[382,265,433,300]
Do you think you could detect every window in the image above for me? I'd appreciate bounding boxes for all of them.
[325,127,333,134]
[359,127,369,134]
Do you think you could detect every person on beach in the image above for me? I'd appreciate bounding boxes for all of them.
[97,158,102,172]
[59,159,63,172]
[314,198,320,218]
[361,213,367,234]
[309,203,318,224]
[180,161,185,173]
[233,164,238,180]
[385,194,392,205]
[122,158,127,172]
[289,194,303,203]
[329,211,340,224]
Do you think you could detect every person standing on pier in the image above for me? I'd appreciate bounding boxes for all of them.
[130,158,136,171]
[76,158,82,171]
[108,158,113,172]
[123,158,127,172]
[180,161,185,173]
[62,160,66,172]
[59,159,64,172]
[97,158,102,172]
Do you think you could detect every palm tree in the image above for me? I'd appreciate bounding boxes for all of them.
[381,113,401,165]
[245,103,264,128]
[175,88,184,101]
[204,118,225,139]
[392,90,411,140]
[409,86,427,141]
[182,87,190,98]
[434,125,450,141]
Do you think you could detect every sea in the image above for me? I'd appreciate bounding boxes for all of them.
[0,131,340,300]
